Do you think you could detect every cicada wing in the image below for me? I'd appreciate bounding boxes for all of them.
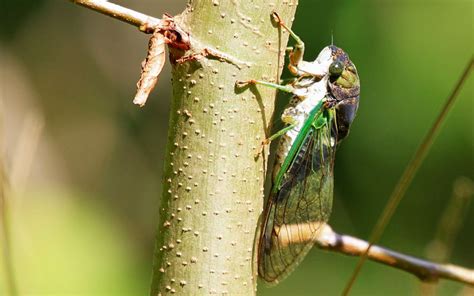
[258,122,336,284]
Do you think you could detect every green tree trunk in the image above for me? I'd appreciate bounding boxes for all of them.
[150,1,298,295]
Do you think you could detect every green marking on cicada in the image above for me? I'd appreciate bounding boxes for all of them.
[238,12,361,284]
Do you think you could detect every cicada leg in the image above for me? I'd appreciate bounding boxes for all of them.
[235,79,299,157]
[255,123,297,158]
[323,97,338,109]
[272,12,305,76]
[236,79,295,94]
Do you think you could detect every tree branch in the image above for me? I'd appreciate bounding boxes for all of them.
[276,223,474,285]
[69,0,162,32]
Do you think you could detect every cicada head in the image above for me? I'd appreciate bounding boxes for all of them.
[326,45,361,142]
[326,45,360,101]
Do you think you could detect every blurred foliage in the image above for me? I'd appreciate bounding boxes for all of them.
[0,0,472,295]
[1,0,47,41]
[0,190,149,295]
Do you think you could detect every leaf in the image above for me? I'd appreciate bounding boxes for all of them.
[133,30,166,107]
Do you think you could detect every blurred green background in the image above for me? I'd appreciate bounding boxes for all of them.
[0,0,472,295]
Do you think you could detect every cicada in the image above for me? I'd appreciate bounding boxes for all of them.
[239,13,360,284]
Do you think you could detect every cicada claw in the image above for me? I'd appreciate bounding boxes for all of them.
[271,12,284,26]
[235,79,256,88]
[254,138,271,159]
[323,98,337,109]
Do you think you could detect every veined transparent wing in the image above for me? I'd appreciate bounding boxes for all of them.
[258,112,336,284]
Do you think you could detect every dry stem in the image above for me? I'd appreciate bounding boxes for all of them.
[277,222,474,285]
[70,0,162,32]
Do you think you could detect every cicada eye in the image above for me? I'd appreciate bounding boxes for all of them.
[329,60,344,77]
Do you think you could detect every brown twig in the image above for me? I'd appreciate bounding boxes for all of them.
[70,0,162,32]
[276,223,474,286]
[70,1,193,106]
[69,0,166,107]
